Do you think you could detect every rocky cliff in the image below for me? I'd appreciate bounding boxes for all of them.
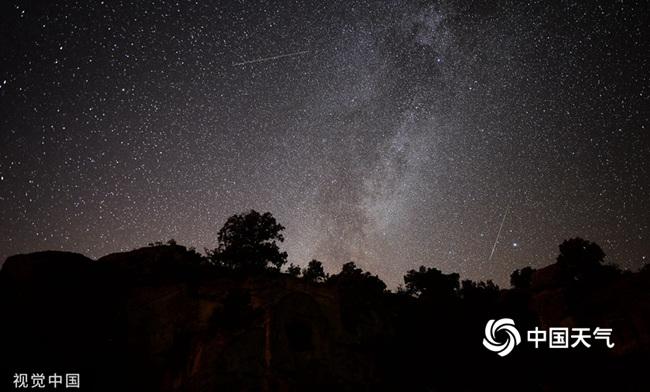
[1,246,648,391]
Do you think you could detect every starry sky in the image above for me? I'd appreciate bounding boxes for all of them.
[1,0,648,287]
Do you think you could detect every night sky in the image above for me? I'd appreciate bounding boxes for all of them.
[1,0,648,287]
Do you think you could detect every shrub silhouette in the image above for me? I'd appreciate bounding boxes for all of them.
[286,263,301,277]
[302,259,327,283]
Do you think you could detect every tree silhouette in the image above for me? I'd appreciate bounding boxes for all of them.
[460,279,499,296]
[286,263,301,277]
[459,279,500,310]
[403,266,459,299]
[556,237,605,282]
[302,259,327,283]
[329,262,387,294]
[211,210,287,272]
[510,266,536,289]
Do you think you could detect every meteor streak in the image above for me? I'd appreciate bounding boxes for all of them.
[232,50,309,66]
[488,206,509,262]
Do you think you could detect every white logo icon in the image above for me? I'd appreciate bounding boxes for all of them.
[483,318,522,357]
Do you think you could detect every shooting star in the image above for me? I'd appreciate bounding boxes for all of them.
[487,206,509,262]
[232,50,309,66]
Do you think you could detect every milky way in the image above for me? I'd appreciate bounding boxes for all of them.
[1,1,648,286]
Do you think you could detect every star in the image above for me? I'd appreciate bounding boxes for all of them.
[0,0,647,288]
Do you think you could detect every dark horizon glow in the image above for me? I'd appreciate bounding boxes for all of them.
[1,1,648,287]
